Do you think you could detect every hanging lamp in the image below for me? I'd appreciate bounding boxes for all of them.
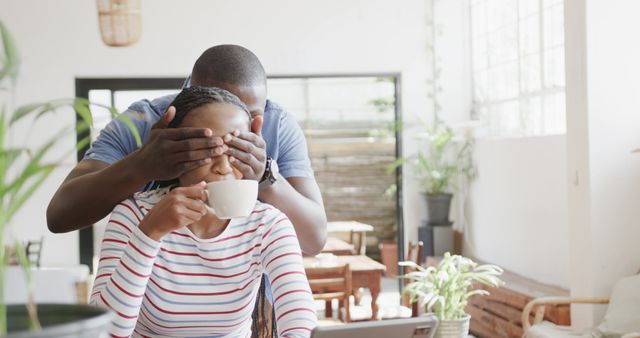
[97,0,141,47]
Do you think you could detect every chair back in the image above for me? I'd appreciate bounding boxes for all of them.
[25,237,44,267]
[403,241,424,317]
[306,264,352,322]
[349,230,365,255]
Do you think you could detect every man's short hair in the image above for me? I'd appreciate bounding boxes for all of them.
[191,45,266,88]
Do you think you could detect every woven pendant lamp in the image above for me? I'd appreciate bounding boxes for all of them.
[97,0,141,47]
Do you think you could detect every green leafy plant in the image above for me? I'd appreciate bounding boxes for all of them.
[0,20,139,335]
[388,119,476,195]
[400,252,504,320]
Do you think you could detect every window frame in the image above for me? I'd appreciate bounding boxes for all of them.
[469,0,566,137]
[75,74,404,272]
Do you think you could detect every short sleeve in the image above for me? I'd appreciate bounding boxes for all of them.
[83,96,171,164]
[83,110,143,164]
[276,113,314,179]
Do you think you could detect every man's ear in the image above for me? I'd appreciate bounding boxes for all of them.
[251,115,263,136]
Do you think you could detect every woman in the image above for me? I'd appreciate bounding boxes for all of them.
[90,86,317,338]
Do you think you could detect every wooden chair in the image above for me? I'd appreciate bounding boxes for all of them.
[25,237,44,268]
[522,297,609,333]
[306,264,352,323]
[403,240,424,316]
[522,273,640,337]
[379,240,424,320]
[349,230,366,255]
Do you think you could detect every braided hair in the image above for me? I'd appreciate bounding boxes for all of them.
[167,86,251,129]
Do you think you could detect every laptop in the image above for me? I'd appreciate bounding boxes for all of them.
[310,315,439,338]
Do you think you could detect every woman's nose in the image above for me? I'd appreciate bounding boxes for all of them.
[212,155,233,175]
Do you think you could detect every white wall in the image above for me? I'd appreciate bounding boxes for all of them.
[566,0,640,327]
[468,136,569,287]
[0,0,432,267]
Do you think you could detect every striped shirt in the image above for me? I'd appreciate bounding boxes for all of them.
[90,187,317,338]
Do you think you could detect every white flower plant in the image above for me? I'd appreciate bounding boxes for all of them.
[400,252,505,320]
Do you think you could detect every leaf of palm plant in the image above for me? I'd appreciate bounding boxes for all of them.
[13,240,41,330]
[0,21,19,82]
[10,99,72,125]
[6,165,54,222]
[0,147,28,187]
[73,98,94,128]
[2,126,66,198]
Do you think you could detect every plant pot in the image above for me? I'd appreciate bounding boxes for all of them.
[378,241,398,277]
[434,315,470,338]
[423,193,453,225]
[5,304,112,338]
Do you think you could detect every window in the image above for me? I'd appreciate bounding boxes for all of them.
[268,75,401,260]
[470,0,565,137]
[76,75,402,271]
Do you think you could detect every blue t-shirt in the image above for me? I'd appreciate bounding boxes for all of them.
[84,93,313,181]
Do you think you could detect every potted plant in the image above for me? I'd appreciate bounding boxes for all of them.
[400,252,504,338]
[389,120,476,225]
[0,20,138,336]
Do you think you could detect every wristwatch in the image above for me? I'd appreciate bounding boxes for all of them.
[259,157,278,189]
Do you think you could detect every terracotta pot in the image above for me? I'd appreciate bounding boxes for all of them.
[378,241,398,277]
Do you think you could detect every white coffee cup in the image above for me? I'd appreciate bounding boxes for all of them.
[205,179,258,219]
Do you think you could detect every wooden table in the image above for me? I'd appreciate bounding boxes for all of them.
[321,237,355,255]
[327,221,374,255]
[304,255,386,320]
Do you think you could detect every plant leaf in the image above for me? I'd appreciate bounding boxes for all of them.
[0,21,20,83]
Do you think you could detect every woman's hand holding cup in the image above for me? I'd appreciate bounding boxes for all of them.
[139,182,208,241]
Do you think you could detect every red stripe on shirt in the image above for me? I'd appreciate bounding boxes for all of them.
[108,219,133,233]
[144,295,254,315]
[149,275,259,296]
[160,243,260,261]
[153,261,259,278]
[261,234,298,254]
[120,201,142,223]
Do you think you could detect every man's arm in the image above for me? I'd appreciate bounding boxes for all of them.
[259,176,326,255]
[47,107,222,233]
[225,115,327,255]
[47,158,147,233]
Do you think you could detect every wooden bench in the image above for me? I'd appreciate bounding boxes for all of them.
[426,257,570,338]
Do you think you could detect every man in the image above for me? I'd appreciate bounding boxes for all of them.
[47,45,327,255]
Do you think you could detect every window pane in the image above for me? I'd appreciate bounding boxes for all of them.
[522,97,542,134]
[266,78,309,122]
[544,46,565,88]
[268,76,398,256]
[471,0,488,38]
[487,0,517,32]
[519,15,540,56]
[490,61,519,101]
[470,0,565,137]
[88,90,113,141]
[113,90,177,114]
[473,70,489,103]
[472,36,488,71]
[543,3,564,48]
[520,53,541,93]
[490,100,520,136]
[519,0,540,18]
